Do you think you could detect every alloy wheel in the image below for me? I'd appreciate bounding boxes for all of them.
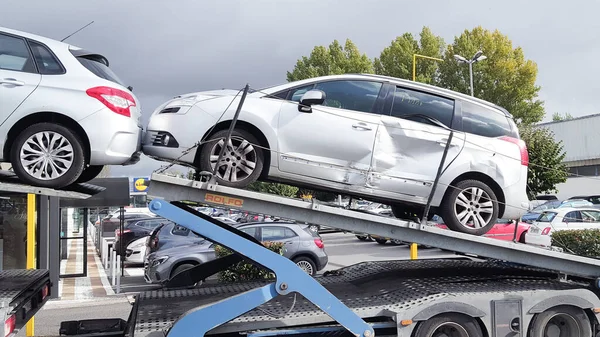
[296,260,314,275]
[453,186,494,230]
[19,131,74,180]
[209,136,257,182]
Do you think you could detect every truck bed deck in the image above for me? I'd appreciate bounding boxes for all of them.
[130,259,586,337]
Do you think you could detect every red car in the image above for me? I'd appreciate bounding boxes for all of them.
[435,218,531,243]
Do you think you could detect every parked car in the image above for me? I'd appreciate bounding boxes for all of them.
[144,222,328,284]
[143,74,529,236]
[521,200,563,223]
[125,236,148,264]
[146,222,205,256]
[113,217,167,255]
[0,26,142,188]
[524,207,600,247]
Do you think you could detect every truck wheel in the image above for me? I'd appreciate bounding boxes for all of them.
[440,179,499,236]
[413,313,482,337]
[199,129,264,188]
[528,305,592,337]
[11,123,85,188]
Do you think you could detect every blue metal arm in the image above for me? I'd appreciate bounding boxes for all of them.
[148,199,373,337]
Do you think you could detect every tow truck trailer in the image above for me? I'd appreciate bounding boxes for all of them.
[46,171,600,337]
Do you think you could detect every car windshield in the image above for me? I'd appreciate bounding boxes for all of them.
[537,211,557,222]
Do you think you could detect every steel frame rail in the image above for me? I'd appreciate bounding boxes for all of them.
[147,199,374,337]
[147,172,600,280]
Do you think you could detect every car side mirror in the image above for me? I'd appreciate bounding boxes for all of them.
[298,89,326,113]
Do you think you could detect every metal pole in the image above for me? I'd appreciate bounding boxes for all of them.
[83,208,88,277]
[211,84,250,181]
[412,54,416,81]
[469,62,474,96]
[119,206,124,276]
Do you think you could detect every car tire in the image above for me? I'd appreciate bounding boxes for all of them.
[375,238,388,245]
[391,205,435,222]
[171,263,202,287]
[199,129,264,188]
[76,165,105,183]
[11,123,85,188]
[293,256,316,276]
[440,179,499,236]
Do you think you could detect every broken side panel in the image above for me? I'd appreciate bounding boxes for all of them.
[369,115,466,201]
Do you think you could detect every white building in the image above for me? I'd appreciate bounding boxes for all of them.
[536,113,600,199]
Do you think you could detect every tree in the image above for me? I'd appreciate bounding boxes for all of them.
[374,26,445,84]
[519,125,568,198]
[286,39,374,82]
[246,181,299,198]
[436,26,545,125]
[552,112,574,122]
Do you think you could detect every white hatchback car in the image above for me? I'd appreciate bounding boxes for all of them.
[525,207,600,247]
[0,26,142,188]
[143,74,530,235]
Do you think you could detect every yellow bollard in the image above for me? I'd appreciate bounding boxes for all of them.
[410,243,418,260]
[26,194,36,336]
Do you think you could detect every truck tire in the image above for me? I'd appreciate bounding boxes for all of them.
[199,129,264,188]
[440,179,499,236]
[413,313,482,337]
[528,305,592,337]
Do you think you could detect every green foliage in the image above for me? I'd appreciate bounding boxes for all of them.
[436,26,544,125]
[286,39,374,82]
[214,242,284,282]
[551,229,600,258]
[552,112,574,121]
[374,26,445,84]
[519,125,568,198]
[246,181,299,198]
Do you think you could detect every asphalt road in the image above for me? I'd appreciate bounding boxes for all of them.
[26,232,456,336]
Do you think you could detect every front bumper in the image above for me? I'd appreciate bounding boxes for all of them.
[524,232,551,247]
[142,130,197,166]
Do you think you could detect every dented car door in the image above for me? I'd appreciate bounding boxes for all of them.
[369,85,465,200]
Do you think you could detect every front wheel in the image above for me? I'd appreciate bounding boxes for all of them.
[199,129,264,188]
[440,179,499,236]
[11,123,85,188]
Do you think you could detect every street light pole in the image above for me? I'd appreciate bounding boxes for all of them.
[453,50,487,97]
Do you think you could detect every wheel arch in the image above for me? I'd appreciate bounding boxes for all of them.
[442,171,506,218]
[4,112,91,164]
[169,259,201,278]
[528,295,595,314]
[290,252,319,269]
[194,120,271,179]
[411,301,486,322]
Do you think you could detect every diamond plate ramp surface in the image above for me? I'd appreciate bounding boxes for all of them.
[132,260,578,336]
[0,269,49,302]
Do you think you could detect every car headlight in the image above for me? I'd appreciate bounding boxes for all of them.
[151,256,169,267]
[130,241,145,249]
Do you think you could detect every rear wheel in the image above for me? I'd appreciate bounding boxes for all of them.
[440,179,499,236]
[413,313,483,337]
[11,123,85,188]
[293,256,316,276]
[199,129,264,188]
[528,305,592,337]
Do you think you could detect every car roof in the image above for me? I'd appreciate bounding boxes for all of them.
[544,207,599,213]
[0,25,82,52]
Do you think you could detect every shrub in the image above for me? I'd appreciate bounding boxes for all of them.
[214,241,285,282]
[551,229,600,258]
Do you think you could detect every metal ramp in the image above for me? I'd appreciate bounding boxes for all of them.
[147,172,600,280]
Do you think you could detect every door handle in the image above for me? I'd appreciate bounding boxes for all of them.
[352,122,372,131]
[0,78,25,86]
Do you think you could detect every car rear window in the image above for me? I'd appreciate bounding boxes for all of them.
[303,226,321,238]
[537,212,557,222]
[74,53,125,86]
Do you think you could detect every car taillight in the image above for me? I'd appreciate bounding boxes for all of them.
[500,136,529,166]
[4,315,15,337]
[314,238,324,249]
[86,86,136,117]
[41,285,49,300]
[115,229,131,236]
[541,227,552,235]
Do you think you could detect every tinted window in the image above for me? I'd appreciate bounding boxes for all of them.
[537,212,557,222]
[461,101,515,138]
[75,55,126,86]
[240,227,258,239]
[581,210,600,222]
[563,211,582,222]
[313,80,383,113]
[0,34,35,72]
[391,86,455,128]
[172,225,190,236]
[261,226,289,241]
[28,41,64,74]
[289,84,314,102]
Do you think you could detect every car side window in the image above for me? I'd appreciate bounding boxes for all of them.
[28,40,64,75]
[581,210,600,222]
[563,211,582,222]
[260,226,288,241]
[391,86,455,128]
[0,33,36,73]
[171,225,190,236]
[461,101,515,138]
[284,228,297,238]
[313,80,383,114]
[240,227,258,240]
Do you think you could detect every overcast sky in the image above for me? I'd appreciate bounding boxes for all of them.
[2,0,598,178]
